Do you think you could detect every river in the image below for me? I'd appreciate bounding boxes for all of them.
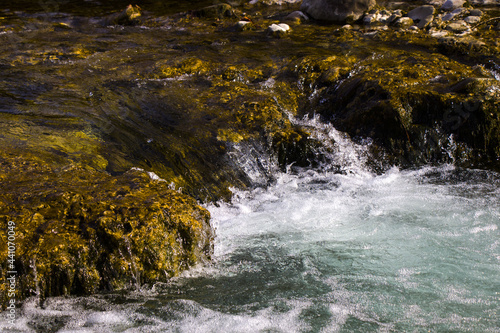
[1,1,499,331]
[3,125,499,332]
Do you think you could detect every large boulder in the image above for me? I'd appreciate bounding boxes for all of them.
[300,0,376,23]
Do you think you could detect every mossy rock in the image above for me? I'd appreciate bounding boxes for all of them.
[311,49,500,169]
[193,3,234,19]
[105,5,142,25]
[0,157,213,307]
[272,127,325,170]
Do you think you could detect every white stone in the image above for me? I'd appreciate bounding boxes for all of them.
[267,23,291,37]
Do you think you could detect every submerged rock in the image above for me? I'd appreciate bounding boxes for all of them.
[300,0,376,23]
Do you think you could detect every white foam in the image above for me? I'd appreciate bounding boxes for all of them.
[469,224,498,234]
[83,311,129,326]
[172,299,310,333]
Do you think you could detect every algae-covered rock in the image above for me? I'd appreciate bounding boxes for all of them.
[310,43,500,169]
[194,3,234,19]
[0,158,213,306]
[105,5,142,25]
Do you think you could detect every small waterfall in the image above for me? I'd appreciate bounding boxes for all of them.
[289,113,375,176]
[225,113,377,192]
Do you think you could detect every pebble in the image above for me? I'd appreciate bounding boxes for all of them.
[464,16,481,24]
[363,9,394,26]
[407,5,435,29]
[395,17,414,29]
[442,13,457,22]
[441,0,465,11]
[446,20,470,33]
[267,23,291,37]
[388,10,403,24]
[363,13,377,25]
[430,29,448,37]
[408,5,435,21]
[469,9,483,17]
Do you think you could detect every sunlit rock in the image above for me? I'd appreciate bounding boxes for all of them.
[105,4,141,25]
[267,23,291,37]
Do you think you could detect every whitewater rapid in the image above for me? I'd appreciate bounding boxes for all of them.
[3,163,499,332]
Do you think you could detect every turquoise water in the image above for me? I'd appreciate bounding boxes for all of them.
[4,164,499,332]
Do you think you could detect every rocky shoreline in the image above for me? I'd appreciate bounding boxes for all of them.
[0,0,498,307]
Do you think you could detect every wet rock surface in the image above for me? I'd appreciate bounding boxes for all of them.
[0,158,213,304]
[0,0,499,306]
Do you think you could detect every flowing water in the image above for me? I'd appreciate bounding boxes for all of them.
[3,125,499,332]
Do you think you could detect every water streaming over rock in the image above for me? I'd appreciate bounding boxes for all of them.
[3,119,499,333]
